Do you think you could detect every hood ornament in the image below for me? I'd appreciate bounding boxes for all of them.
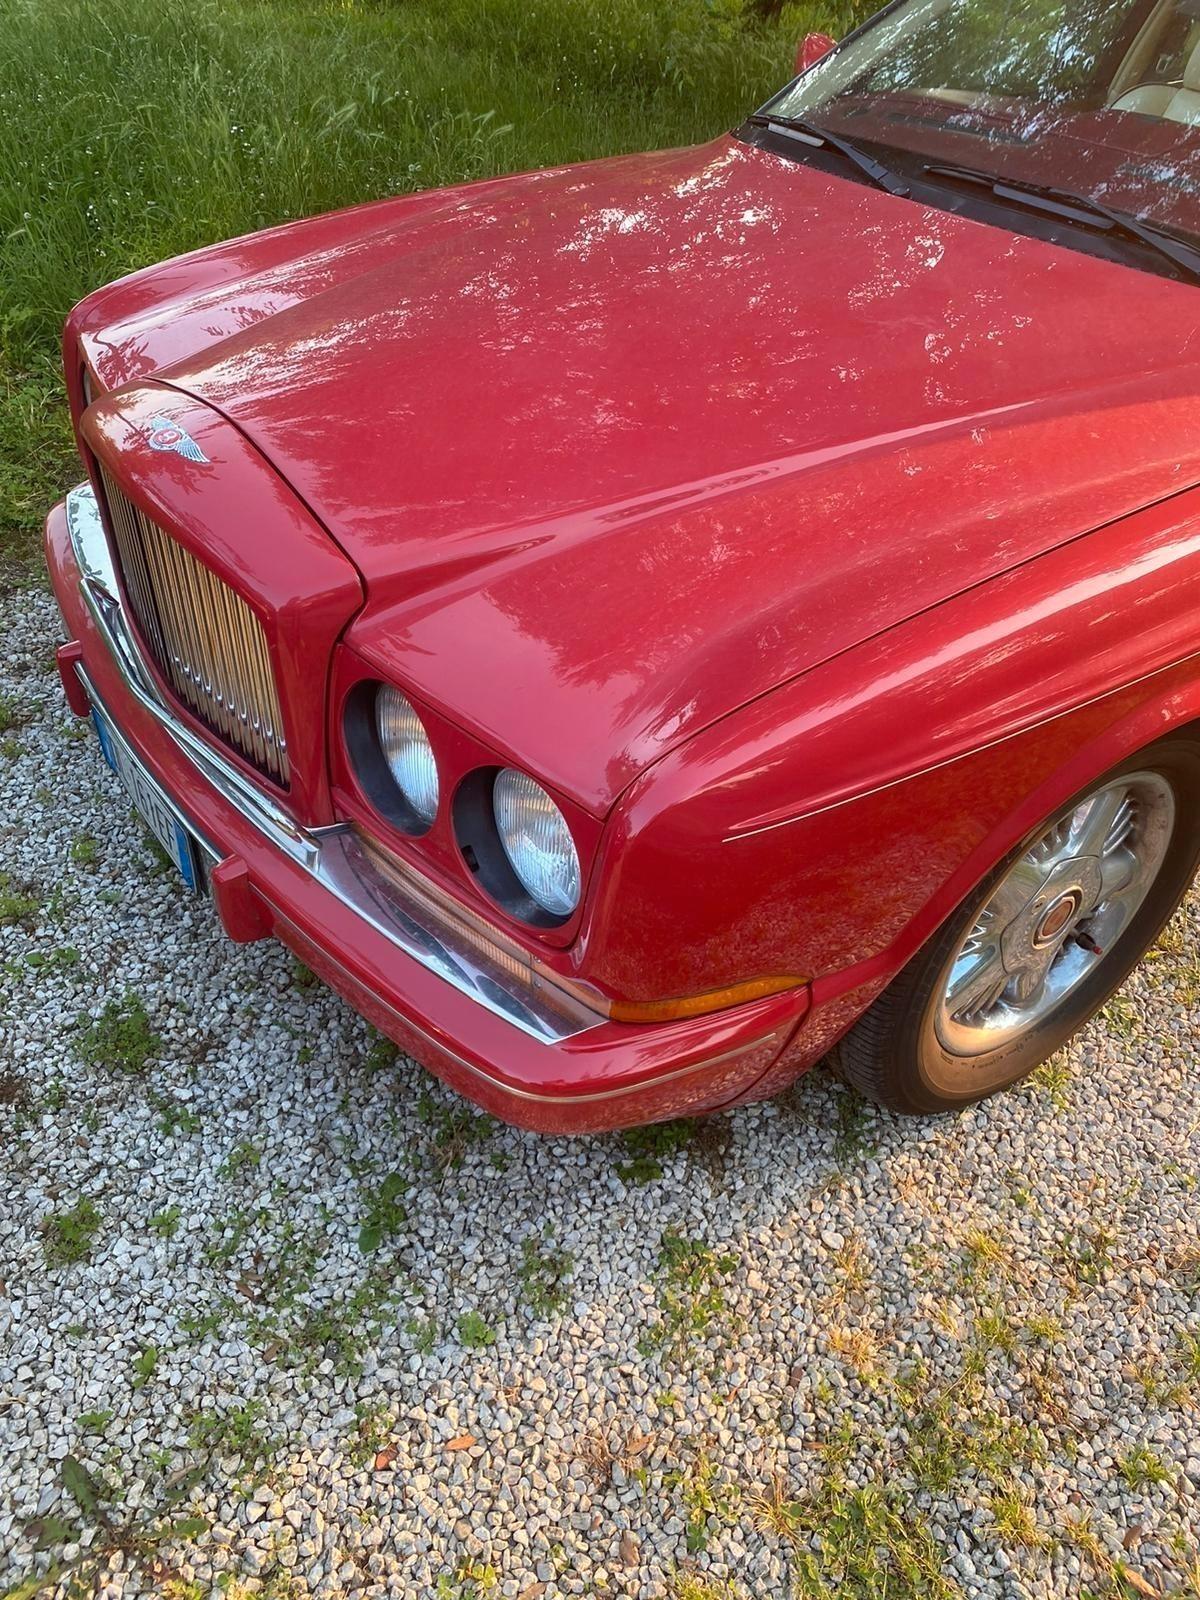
[147,415,208,464]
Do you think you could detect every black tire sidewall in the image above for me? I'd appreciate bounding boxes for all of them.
[888,738,1200,1114]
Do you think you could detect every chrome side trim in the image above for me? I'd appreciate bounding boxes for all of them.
[66,481,597,1046]
[276,936,790,1105]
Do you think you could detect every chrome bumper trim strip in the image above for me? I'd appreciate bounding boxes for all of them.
[272,926,787,1105]
[66,482,596,1046]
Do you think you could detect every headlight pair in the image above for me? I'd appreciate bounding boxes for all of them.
[369,684,581,920]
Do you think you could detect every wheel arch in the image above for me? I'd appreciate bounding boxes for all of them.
[820,670,1200,1009]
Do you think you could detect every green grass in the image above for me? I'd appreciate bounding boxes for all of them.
[518,1229,574,1316]
[43,1196,103,1266]
[0,870,39,926]
[77,993,161,1073]
[0,0,869,582]
[641,1229,740,1363]
[456,1310,496,1349]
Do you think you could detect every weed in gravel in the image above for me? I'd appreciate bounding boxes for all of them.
[825,1234,872,1310]
[975,1304,1020,1356]
[279,1272,402,1376]
[78,994,160,1073]
[42,1197,102,1266]
[1177,1329,1200,1390]
[147,1206,182,1240]
[347,1402,394,1469]
[76,1410,113,1432]
[1063,1509,1169,1598]
[987,1488,1046,1549]
[662,1453,739,1555]
[669,1576,739,1600]
[357,1172,408,1253]
[1024,1311,1066,1344]
[832,1089,877,1166]
[641,1231,739,1364]
[363,1031,398,1073]
[147,1091,201,1137]
[960,1227,1009,1280]
[187,1400,275,1476]
[1101,992,1139,1037]
[0,870,39,926]
[133,822,176,878]
[576,1423,655,1489]
[1058,1223,1119,1287]
[895,1351,1045,1499]
[178,1307,223,1342]
[220,1139,261,1179]
[17,1451,209,1600]
[132,1345,158,1388]
[404,1314,439,1354]
[41,1080,68,1112]
[1028,1051,1073,1107]
[1168,1242,1200,1292]
[615,1118,697,1184]
[826,1324,885,1378]
[1118,1444,1174,1489]
[415,1089,496,1173]
[435,1560,499,1599]
[21,943,80,976]
[0,692,31,732]
[784,1477,957,1599]
[203,1207,255,1267]
[68,832,98,867]
[518,1228,574,1316]
[456,1311,495,1349]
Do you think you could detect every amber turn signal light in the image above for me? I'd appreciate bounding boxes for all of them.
[602,976,806,1025]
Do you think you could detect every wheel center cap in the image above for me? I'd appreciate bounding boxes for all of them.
[1033,891,1081,947]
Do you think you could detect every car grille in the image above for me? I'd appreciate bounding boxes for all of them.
[97,466,290,784]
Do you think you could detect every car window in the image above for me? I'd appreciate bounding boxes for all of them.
[767,0,1200,243]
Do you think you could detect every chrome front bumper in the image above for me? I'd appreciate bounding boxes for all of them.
[65,482,598,1047]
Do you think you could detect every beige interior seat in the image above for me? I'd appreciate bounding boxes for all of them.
[1111,37,1200,122]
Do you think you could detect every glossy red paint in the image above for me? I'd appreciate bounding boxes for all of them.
[78,140,1200,818]
[47,126,1200,1129]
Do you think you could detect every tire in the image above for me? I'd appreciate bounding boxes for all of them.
[831,736,1200,1115]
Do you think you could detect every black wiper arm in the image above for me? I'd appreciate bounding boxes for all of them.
[925,161,1200,284]
[747,112,911,198]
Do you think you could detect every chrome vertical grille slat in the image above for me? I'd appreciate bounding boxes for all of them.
[97,466,289,785]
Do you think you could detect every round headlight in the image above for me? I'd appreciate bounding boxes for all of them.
[375,686,439,825]
[493,769,581,918]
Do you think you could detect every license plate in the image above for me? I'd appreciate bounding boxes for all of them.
[91,706,200,892]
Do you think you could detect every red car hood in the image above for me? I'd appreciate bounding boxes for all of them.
[147,138,1200,814]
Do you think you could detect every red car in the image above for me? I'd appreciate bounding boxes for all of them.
[45,0,1200,1132]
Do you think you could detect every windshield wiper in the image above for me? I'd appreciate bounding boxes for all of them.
[925,161,1200,284]
[746,113,911,198]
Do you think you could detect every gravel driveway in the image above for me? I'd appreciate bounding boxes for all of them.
[2,588,1198,1600]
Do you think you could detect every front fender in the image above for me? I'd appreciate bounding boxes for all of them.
[577,483,1200,1005]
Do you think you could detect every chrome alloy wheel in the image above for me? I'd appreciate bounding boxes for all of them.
[935,773,1176,1057]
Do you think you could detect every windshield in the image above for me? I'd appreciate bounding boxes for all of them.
[765,0,1200,242]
